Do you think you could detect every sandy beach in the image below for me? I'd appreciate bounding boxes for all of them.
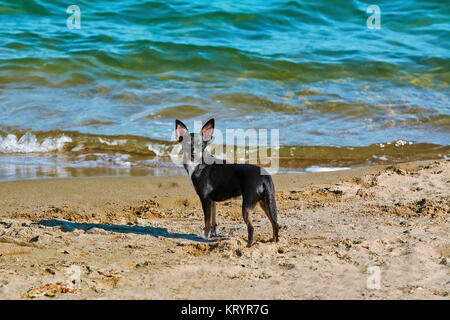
[0,160,448,299]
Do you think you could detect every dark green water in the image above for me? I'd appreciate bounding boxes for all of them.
[0,0,448,179]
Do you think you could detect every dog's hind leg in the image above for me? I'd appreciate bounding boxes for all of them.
[259,199,279,243]
[242,207,254,247]
[242,197,257,247]
[263,177,279,242]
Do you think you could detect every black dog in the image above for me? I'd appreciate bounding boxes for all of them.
[175,118,279,247]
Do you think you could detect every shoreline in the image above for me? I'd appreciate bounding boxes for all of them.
[1,130,448,182]
[0,159,448,299]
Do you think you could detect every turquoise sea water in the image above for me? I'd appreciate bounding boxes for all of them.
[0,0,448,179]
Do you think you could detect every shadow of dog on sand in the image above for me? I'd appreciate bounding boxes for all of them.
[36,219,228,243]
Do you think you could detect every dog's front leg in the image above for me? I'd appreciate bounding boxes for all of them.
[198,198,213,241]
[210,201,218,237]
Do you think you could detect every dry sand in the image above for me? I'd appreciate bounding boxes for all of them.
[0,160,448,299]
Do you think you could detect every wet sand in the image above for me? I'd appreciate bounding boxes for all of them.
[0,160,448,299]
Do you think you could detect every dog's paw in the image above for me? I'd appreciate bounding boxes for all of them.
[197,233,210,241]
[211,231,225,238]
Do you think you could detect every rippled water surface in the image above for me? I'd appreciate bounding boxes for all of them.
[0,0,448,179]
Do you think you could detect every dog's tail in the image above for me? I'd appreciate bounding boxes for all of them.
[262,175,279,241]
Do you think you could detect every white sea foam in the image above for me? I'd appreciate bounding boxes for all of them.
[394,140,413,147]
[98,138,126,146]
[147,142,172,157]
[0,133,72,153]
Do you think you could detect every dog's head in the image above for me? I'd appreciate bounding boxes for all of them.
[175,118,214,165]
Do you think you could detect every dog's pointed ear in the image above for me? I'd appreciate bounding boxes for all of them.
[175,119,188,142]
[201,118,214,142]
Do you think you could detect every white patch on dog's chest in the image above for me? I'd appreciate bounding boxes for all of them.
[186,163,200,186]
